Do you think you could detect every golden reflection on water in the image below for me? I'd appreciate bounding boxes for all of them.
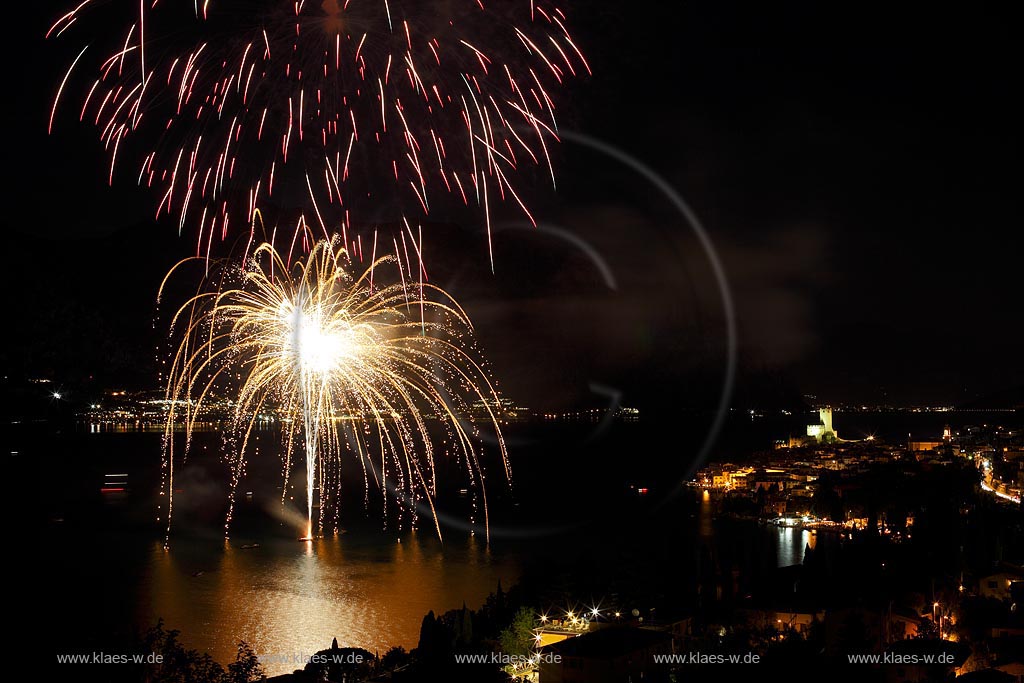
[144,533,517,675]
[774,527,815,567]
[698,490,815,568]
[699,489,714,539]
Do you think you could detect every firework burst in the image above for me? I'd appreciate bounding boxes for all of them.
[159,236,510,543]
[49,1,590,266]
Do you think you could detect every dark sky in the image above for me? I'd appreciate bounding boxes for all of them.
[2,1,1021,410]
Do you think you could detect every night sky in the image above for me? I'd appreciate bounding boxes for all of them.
[2,2,1020,411]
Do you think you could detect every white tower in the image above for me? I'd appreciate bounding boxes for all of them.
[820,408,834,435]
[806,407,836,441]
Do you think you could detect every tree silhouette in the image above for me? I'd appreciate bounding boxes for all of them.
[227,641,264,683]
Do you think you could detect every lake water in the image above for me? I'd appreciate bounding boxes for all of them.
[29,424,527,675]
[140,533,517,673]
[40,485,815,675]
[21,411,967,674]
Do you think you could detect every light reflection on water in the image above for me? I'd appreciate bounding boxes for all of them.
[773,527,816,567]
[143,533,517,675]
[699,489,714,539]
[699,490,819,568]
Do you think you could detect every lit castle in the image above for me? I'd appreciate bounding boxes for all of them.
[806,408,836,441]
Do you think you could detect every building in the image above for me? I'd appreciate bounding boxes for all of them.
[538,627,673,683]
[908,439,944,453]
[824,606,923,655]
[806,408,836,441]
[741,608,825,635]
[979,571,1024,602]
[535,627,583,649]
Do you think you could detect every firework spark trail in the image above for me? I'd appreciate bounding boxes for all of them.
[158,236,509,543]
[49,1,589,263]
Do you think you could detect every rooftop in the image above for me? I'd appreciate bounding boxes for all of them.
[541,627,672,659]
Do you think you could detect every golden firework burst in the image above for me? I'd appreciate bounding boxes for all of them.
[160,237,509,543]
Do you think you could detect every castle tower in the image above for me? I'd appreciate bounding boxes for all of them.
[807,407,837,441]
[820,408,834,434]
